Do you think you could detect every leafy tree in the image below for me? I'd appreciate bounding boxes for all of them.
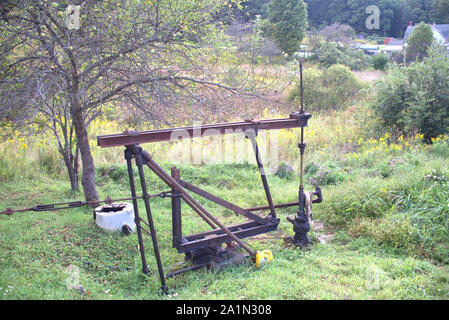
[304,0,443,38]
[303,0,333,30]
[373,54,389,71]
[405,22,435,64]
[434,0,449,23]
[240,0,270,21]
[0,0,244,201]
[372,47,449,142]
[403,0,438,23]
[266,0,308,55]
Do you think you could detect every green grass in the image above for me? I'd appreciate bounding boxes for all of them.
[1,153,449,300]
[1,108,449,300]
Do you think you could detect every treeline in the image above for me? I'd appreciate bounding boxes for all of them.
[239,0,449,38]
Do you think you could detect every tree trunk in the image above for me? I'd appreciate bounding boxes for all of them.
[70,96,98,203]
[62,150,79,192]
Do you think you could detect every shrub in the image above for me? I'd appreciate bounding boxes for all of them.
[371,47,449,141]
[372,54,388,71]
[311,41,373,71]
[288,64,364,111]
[389,51,404,64]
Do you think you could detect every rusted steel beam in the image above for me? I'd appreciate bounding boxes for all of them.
[97,114,311,148]
[177,220,279,253]
[179,180,268,225]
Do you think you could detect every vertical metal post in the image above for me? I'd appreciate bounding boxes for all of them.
[124,148,150,274]
[287,60,310,246]
[246,129,277,219]
[298,59,306,218]
[171,167,182,248]
[297,60,309,244]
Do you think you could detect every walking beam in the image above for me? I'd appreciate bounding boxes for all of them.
[97,113,311,148]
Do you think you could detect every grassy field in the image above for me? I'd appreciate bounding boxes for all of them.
[1,109,449,300]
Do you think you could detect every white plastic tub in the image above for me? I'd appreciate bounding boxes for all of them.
[94,203,136,234]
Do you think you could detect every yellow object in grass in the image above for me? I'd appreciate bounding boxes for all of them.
[255,250,273,269]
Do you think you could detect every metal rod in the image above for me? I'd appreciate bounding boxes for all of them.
[134,150,168,293]
[171,167,182,248]
[125,149,150,275]
[298,60,306,218]
[246,201,299,212]
[247,131,277,219]
[0,193,172,216]
[166,264,208,279]
[179,180,268,225]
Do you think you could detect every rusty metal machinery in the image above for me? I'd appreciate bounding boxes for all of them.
[94,111,312,293]
[1,61,322,294]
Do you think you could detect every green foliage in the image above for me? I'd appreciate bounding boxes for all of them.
[266,0,308,55]
[435,0,449,23]
[405,22,435,63]
[311,41,373,71]
[304,0,445,38]
[288,64,364,111]
[429,139,449,158]
[239,0,270,21]
[320,159,449,263]
[305,162,349,186]
[372,54,389,71]
[372,47,449,141]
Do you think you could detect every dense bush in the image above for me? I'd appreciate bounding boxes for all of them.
[372,54,388,71]
[371,47,449,142]
[388,51,405,64]
[288,64,364,111]
[311,41,373,71]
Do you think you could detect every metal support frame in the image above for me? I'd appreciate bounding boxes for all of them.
[95,108,314,289]
[125,145,168,294]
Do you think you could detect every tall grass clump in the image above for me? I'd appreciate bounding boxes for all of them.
[318,156,449,263]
